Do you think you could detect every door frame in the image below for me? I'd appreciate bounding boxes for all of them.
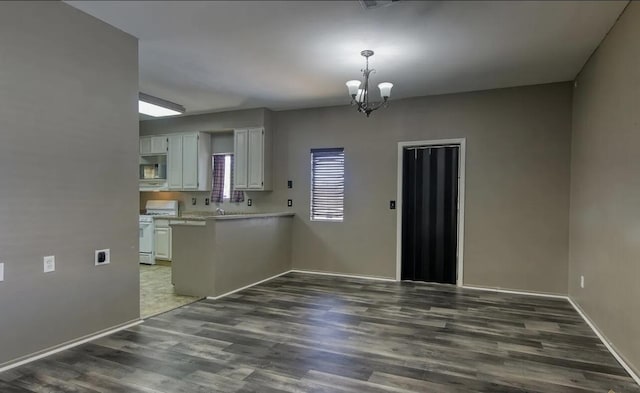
[396,138,466,286]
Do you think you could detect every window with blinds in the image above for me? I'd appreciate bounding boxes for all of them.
[311,148,345,221]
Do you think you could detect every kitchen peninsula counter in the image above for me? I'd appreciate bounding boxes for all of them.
[170,213,293,298]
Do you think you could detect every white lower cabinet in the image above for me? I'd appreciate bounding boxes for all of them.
[154,220,172,261]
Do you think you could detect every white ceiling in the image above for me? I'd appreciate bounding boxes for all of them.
[67,0,627,115]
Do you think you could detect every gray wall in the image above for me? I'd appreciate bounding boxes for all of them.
[271,83,573,293]
[140,83,573,293]
[568,2,640,374]
[0,2,139,365]
[139,108,267,135]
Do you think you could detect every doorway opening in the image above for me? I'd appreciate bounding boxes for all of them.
[396,139,466,285]
[139,200,200,318]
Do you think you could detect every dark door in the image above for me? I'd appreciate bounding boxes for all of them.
[401,146,459,284]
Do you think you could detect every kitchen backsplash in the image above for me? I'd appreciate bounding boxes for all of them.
[140,191,279,215]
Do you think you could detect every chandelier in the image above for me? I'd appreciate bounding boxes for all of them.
[345,50,393,117]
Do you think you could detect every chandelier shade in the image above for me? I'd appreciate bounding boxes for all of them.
[345,80,362,96]
[378,82,393,99]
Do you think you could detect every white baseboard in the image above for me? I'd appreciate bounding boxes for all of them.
[8,274,631,388]
[461,284,639,386]
[206,270,293,300]
[462,284,567,299]
[0,319,143,373]
[290,269,396,282]
[567,297,640,386]
[205,270,396,303]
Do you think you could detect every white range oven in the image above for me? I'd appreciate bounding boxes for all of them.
[139,200,179,264]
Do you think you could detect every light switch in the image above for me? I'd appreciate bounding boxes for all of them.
[44,256,55,273]
[0,263,4,282]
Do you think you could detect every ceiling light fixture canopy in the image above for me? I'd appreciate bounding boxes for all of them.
[346,50,393,117]
[138,93,185,117]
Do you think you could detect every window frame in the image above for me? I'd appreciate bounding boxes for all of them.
[212,152,234,202]
[310,147,345,222]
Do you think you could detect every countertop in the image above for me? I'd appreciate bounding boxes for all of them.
[151,212,294,222]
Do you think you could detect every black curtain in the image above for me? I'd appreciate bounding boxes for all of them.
[401,146,459,284]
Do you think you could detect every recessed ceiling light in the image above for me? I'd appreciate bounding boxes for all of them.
[138,93,185,117]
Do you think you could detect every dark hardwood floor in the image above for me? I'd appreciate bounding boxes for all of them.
[1,272,638,392]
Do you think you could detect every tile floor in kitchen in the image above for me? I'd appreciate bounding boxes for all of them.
[139,263,200,318]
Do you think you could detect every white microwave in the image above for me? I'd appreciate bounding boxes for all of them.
[139,155,167,181]
[140,163,167,180]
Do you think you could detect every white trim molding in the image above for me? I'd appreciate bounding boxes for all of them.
[463,284,639,386]
[568,297,640,386]
[290,269,396,282]
[206,270,293,300]
[462,285,567,299]
[207,269,640,387]
[206,269,396,302]
[0,319,143,374]
[396,138,466,286]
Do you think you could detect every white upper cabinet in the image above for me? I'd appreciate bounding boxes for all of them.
[166,132,211,191]
[181,133,199,190]
[140,136,152,155]
[140,136,168,155]
[234,127,271,191]
[247,128,264,189]
[234,129,248,189]
[150,136,168,154]
[167,135,183,189]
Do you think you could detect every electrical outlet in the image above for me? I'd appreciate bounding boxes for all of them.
[43,255,55,273]
[95,249,110,266]
[205,198,210,206]
[247,199,252,207]
[580,275,584,288]
[287,199,293,207]
[0,263,4,282]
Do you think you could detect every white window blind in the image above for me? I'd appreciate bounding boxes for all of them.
[311,148,345,221]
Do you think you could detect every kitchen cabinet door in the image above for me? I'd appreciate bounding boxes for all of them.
[150,136,168,154]
[247,128,264,189]
[154,227,171,260]
[182,134,199,190]
[167,135,183,189]
[234,129,249,189]
[140,136,152,155]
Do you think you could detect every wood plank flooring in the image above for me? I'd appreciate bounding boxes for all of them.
[1,272,638,392]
